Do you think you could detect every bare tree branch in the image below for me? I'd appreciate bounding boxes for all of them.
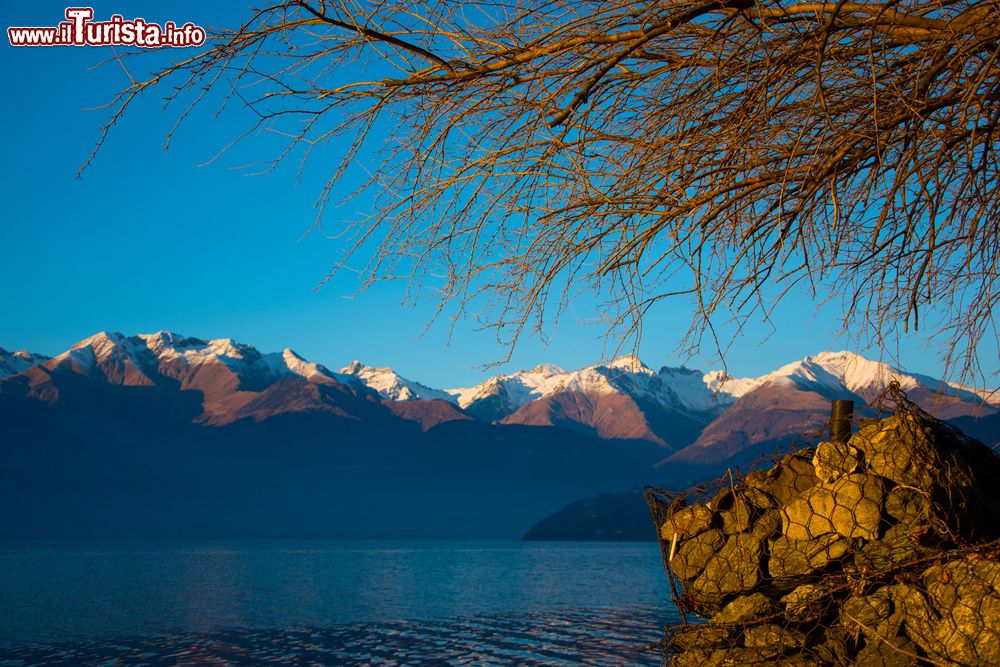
[86,0,1000,386]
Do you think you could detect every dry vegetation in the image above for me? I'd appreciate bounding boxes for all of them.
[89,0,999,383]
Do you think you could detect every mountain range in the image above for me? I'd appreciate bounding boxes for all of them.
[0,347,49,378]
[343,347,997,458]
[1,331,996,539]
[335,349,996,457]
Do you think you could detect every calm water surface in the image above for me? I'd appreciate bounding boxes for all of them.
[0,540,679,665]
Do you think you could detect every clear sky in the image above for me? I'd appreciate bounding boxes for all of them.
[1,2,996,389]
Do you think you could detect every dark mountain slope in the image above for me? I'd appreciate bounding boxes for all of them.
[0,369,660,539]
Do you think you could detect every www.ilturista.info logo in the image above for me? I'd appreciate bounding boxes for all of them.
[8,7,206,48]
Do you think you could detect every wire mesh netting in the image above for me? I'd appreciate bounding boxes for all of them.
[644,383,1000,666]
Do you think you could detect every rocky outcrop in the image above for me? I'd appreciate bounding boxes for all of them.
[648,409,1000,665]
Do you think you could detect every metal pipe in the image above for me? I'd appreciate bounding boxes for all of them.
[830,399,855,443]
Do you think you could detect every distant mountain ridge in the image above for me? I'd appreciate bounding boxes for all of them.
[7,331,373,425]
[448,355,738,415]
[0,347,50,378]
[667,351,998,464]
[338,360,455,403]
[0,331,665,539]
[4,332,997,460]
[2,330,996,539]
[522,488,657,542]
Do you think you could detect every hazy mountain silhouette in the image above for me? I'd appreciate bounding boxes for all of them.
[2,332,995,539]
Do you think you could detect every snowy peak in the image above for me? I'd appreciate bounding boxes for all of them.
[140,330,205,353]
[697,350,993,402]
[280,348,339,384]
[728,350,998,406]
[5,332,994,452]
[669,350,998,465]
[604,354,649,372]
[0,331,390,426]
[529,363,565,376]
[449,356,733,420]
[339,360,456,403]
[704,370,763,397]
[445,349,996,450]
[656,366,740,413]
[450,363,570,413]
[766,350,901,394]
[0,347,50,378]
[42,331,351,391]
[56,331,158,386]
[445,356,727,447]
[341,360,366,375]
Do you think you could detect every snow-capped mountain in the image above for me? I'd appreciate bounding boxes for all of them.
[441,349,995,456]
[0,332,665,540]
[60,330,347,386]
[709,351,995,406]
[446,355,732,448]
[339,360,457,403]
[0,348,49,378]
[2,332,995,460]
[451,355,736,419]
[448,363,565,422]
[2,332,996,541]
[11,331,374,424]
[667,350,998,464]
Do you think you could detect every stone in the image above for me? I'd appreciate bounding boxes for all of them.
[671,649,718,667]
[769,533,849,578]
[671,528,725,581]
[782,584,825,622]
[855,524,927,571]
[849,414,939,490]
[923,559,1000,610]
[672,625,733,650]
[868,585,908,639]
[741,470,778,509]
[891,584,942,661]
[662,502,715,540]
[854,635,919,666]
[781,473,882,541]
[656,412,1000,667]
[778,655,824,667]
[710,486,736,511]
[691,533,763,598]
[781,486,835,540]
[711,593,775,625]
[917,559,1000,666]
[884,486,929,525]
[672,647,780,666]
[813,626,856,665]
[927,610,1000,666]
[828,474,883,540]
[743,624,806,649]
[842,592,893,632]
[770,452,820,506]
[751,509,781,540]
[721,498,753,535]
[812,440,860,482]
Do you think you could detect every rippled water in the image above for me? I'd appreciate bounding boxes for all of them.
[0,607,666,666]
[0,540,678,665]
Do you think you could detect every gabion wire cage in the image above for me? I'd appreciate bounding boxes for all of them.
[645,384,1000,666]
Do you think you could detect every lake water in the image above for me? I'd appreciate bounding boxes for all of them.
[0,540,680,665]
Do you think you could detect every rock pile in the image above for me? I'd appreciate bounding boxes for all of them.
[647,408,1000,666]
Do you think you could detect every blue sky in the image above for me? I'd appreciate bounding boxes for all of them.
[1,2,995,389]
